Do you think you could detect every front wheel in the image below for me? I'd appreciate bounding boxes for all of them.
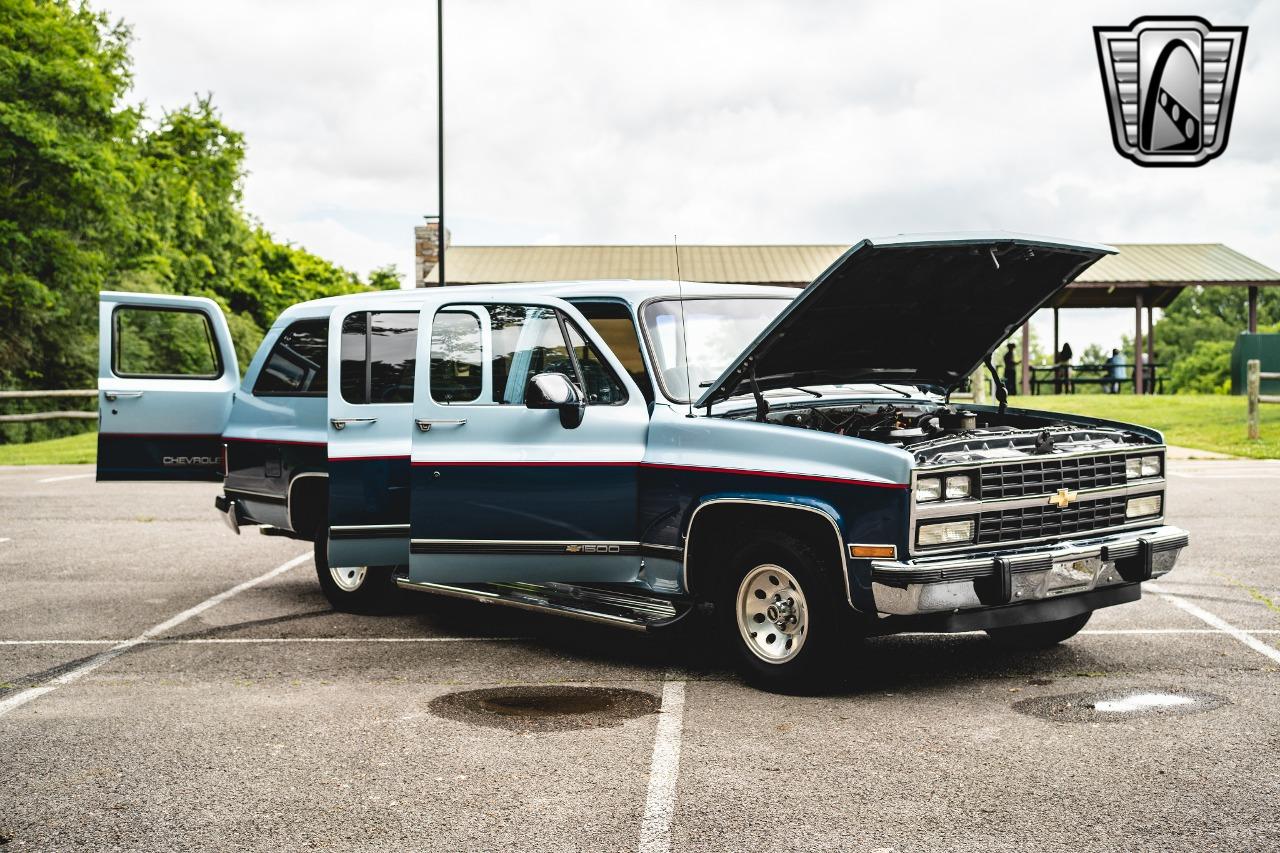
[313,530,398,613]
[718,532,857,693]
[985,611,1092,648]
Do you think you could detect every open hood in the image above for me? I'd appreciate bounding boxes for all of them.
[694,233,1114,408]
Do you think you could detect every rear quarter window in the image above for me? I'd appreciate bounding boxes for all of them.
[253,319,328,396]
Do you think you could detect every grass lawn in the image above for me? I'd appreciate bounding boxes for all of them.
[0,430,97,466]
[1,394,1277,463]
[1014,394,1280,459]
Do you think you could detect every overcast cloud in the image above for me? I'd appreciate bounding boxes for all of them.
[108,0,1278,350]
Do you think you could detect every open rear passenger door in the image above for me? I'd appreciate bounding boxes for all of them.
[97,292,239,481]
[324,295,420,569]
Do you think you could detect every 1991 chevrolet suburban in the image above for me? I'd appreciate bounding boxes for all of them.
[96,233,1188,689]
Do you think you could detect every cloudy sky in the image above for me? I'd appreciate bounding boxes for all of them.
[109,0,1277,351]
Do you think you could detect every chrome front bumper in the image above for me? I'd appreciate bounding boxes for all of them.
[870,525,1188,617]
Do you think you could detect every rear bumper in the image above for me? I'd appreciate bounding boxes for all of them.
[214,494,242,535]
[869,524,1188,617]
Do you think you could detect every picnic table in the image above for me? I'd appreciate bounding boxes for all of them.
[1027,363,1163,394]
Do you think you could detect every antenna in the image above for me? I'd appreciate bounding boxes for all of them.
[436,0,446,288]
[674,235,694,417]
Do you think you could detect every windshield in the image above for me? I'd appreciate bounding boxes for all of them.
[641,297,790,402]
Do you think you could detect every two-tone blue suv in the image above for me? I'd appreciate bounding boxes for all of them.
[97,234,1188,689]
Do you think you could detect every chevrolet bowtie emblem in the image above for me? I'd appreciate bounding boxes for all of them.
[1048,488,1079,509]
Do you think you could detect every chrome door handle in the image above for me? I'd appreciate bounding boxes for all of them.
[330,417,378,431]
[104,391,144,401]
[416,418,467,432]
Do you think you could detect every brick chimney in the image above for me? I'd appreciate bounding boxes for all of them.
[414,217,451,287]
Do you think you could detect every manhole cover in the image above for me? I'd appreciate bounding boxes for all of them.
[1014,688,1228,723]
[430,685,660,731]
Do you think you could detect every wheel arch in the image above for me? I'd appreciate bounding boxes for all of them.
[683,496,857,611]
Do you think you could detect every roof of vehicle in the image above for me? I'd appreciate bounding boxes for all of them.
[278,279,799,321]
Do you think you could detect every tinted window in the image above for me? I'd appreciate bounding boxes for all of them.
[340,311,419,405]
[565,319,627,405]
[572,301,652,402]
[113,306,220,378]
[369,312,419,403]
[430,311,483,403]
[489,304,576,405]
[339,312,368,405]
[253,319,327,396]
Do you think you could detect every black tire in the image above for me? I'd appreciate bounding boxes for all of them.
[717,531,859,693]
[313,530,399,613]
[985,611,1092,648]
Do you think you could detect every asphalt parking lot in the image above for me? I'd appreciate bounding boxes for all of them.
[1,459,1278,852]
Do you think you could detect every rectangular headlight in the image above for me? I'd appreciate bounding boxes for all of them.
[915,477,942,503]
[944,474,972,500]
[1127,455,1162,479]
[1126,494,1162,519]
[917,519,975,547]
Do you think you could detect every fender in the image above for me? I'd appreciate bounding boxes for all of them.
[682,493,859,611]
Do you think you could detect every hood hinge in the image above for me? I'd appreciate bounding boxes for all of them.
[983,355,1008,415]
[747,360,769,422]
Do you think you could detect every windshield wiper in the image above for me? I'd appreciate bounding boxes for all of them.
[873,383,913,398]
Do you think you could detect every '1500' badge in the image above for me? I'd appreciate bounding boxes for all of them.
[1094,16,1247,167]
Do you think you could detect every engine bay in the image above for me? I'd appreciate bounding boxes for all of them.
[729,400,1157,464]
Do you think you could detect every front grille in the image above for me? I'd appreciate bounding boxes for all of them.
[975,495,1128,545]
[978,453,1128,500]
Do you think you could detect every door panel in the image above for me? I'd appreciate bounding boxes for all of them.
[409,299,650,584]
[325,302,419,568]
[97,292,239,481]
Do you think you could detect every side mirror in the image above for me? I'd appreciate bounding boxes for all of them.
[525,372,585,429]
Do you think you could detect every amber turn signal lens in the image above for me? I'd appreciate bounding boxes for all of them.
[849,544,897,559]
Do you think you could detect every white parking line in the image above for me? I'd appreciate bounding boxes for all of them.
[1168,472,1280,480]
[1149,586,1280,665]
[0,537,10,544]
[5,629,1279,648]
[1082,628,1280,635]
[0,551,311,719]
[893,628,1280,637]
[0,637,529,645]
[36,473,93,484]
[637,675,687,853]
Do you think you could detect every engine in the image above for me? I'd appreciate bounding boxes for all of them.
[731,401,1157,463]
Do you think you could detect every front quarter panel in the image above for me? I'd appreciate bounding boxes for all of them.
[642,407,912,610]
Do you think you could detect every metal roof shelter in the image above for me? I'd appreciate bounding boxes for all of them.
[421,241,1280,394]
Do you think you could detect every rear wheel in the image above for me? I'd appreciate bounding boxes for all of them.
[717,531,857,692]
[985,611,1092,648]
[313,529,398,612]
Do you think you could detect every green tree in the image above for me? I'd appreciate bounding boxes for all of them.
[0,0,137,389]
[1155,286,1277,393]
[1165,339,1233,395]
[0,2,401,443]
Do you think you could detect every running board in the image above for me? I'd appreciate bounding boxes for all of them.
[394,577,692,632]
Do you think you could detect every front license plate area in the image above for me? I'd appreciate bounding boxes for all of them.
[1047,557,1101,596]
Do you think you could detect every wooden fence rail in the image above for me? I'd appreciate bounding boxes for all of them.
[0,389,98,424]
[0,389,97,399]
[1247,359,1280,440]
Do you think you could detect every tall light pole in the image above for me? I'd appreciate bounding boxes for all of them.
[436,0,446,288]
